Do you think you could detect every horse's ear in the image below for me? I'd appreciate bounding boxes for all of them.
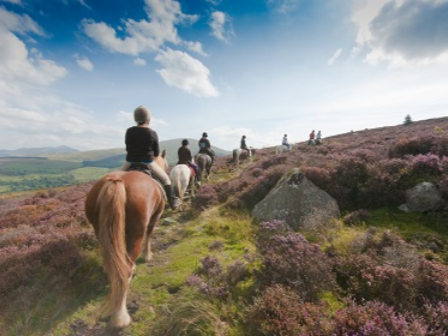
[161,149,166,158]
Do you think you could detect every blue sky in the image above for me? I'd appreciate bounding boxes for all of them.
[1,0,448,152]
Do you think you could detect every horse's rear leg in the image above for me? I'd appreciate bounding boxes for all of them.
[109,287,131,328]
[142,204,164,262]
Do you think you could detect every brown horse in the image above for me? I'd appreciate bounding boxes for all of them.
[85,167,166,328]
[228,147,256,171]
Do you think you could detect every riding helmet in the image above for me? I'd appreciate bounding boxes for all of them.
[182,139,189,146]
[242,135,246,139]
[202,132,208,138]
[134,106,151,123]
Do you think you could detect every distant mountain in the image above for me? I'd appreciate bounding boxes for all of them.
[0,145,78,157]
[81,138,231,168]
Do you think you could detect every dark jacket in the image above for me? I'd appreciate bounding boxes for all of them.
[125,126,159,162]
[198,137,211,151]
[241,138,248,150]
[178,146,192,164]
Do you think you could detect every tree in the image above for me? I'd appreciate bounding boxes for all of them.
[404,114,413,125]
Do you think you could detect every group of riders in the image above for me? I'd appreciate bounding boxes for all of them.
[122,105,322,210]
[281,130,323,150]
[122,105,221,211]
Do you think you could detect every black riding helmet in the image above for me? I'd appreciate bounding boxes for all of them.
[182,139,189,146]
[202,132,208,138]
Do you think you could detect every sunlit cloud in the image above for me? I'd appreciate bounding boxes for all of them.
[155,48,219,97]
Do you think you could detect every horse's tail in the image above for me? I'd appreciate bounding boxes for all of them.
[96,178,132,314]
[171,167,182,199]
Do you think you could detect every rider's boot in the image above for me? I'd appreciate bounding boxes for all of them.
[164,185,180,210]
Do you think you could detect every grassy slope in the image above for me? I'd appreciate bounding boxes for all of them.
[1,117,448,335]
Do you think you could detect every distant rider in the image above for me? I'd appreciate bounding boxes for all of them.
[240,135,251,157]
[122,105,179,210]
[282,134,291,150]
[309,130,316,145]
[198,132,215,164]
[177,139,201,186]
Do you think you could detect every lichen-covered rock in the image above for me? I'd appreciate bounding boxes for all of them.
[402,182,446,212]
[252,168,340,231]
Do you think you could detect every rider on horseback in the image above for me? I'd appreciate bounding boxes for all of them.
[198,132,215,164]
[282,134,291,150]
[240,135,252,157]
[122,105,180,210]
[178,139,201,186]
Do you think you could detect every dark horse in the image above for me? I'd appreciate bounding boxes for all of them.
[195,153,213,180]
[228,148,256,171]
[85,170,165,328]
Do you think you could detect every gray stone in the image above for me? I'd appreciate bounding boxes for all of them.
[404,182,446,212]
[252,168,340,231]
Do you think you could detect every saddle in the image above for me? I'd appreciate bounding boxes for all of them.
[127,162,152,177]
[127,163,166,198]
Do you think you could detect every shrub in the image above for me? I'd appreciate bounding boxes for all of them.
[333,300,427,335]
[256,221,336,302]
[389,136,436,158]
[246,284,333,336]
[407,153,442,176]
[191,185,219,210]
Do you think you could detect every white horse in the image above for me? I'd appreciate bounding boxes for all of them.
[228,147,256,172]
[275,144,292,154]
[170,164,195,211]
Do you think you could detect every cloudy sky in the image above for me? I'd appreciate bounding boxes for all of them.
[1,0,448,151]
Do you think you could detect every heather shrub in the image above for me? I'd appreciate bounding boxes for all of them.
[185,256,251,300]
[388,136,437,158]
[246,284,333,336]
[422,300,448,335]
[302,166,332,190]
[191,185,219,210]
[415,259,448,305]
[256,221,336,302]
[407,153,442,176]
[333,300,427,335]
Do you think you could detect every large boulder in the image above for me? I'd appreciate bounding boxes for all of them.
[252,168,340,231]
[399,182,446,212]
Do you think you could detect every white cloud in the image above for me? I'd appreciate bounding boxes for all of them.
[0,6,45,36]
[205,0,222,5]
[209,11,234,42]
[352,0,448,66]
[267,0,301,13]
[134,57,147,66]
[327,48,342,65]
[0,14,66,85]
[82,0,199,56]
[155,48,219,97]
[74,54,94,71]
[0,0,23,6]
[183,41,207,56]
[116,110,167,127]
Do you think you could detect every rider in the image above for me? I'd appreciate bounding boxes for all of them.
[240,135,251,157]
[198,132,215,164]
[177,139,201,186]
[122,105,179,210]
[309,130,316,145]
[282,134,291,150]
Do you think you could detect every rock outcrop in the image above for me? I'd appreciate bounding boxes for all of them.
[399,182,446,212]
[252,168,340,231]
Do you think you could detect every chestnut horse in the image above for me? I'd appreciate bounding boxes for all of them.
[228,148,256,171]
[84,151,169,329]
